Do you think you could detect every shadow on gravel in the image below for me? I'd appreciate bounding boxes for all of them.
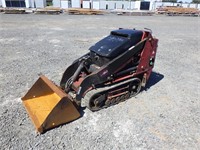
[143,71,164,91]
[78,107,86,117]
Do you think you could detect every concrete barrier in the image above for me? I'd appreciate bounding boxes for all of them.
[61,0,68,8]
[72,0,80,8]
[1,0,6,7]
[53,0,61,7]
[189,3,197,8]
[182,3,189,8]
[198,4,200,9]
[83,1,90,9]
[35,0,46,8]
[93,1,99,9]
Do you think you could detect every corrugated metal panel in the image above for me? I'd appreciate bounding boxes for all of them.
[5,0,26,7]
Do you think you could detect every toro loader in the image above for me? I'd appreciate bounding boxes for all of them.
[21,28,158,133]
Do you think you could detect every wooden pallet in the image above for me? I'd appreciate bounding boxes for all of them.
[67,8,104,15]
[157,6,200,16]
[34,8,61,15]
[45,6,62,11]
[4,8,26,14]
[118,11,154,16]
[0,8,5,13]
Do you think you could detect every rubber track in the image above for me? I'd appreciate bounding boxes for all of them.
[81,78,141,110]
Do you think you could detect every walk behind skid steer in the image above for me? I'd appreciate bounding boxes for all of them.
[22,28,158,133]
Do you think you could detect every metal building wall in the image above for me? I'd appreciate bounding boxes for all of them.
[0,0,47,8]
[4,0,26,7]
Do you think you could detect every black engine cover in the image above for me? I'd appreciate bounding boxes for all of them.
[89,29,143,59]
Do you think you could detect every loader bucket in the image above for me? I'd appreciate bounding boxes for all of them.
[21,75,80,133]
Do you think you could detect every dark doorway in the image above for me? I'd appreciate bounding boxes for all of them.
[5,0,26,7]
[46,0,53,6]
[140,1,150,10]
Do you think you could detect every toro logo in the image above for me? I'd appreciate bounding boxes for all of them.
[100,69,109,77]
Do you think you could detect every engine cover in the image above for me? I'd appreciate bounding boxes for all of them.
[89,29,143,58]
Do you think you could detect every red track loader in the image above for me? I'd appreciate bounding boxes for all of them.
[21,28,158,133]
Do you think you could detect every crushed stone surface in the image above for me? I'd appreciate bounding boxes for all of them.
[0,14,199,149]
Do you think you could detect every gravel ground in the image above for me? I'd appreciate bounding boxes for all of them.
[0,14,199,150]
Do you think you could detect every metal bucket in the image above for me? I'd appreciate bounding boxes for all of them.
[21,75,80,133]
